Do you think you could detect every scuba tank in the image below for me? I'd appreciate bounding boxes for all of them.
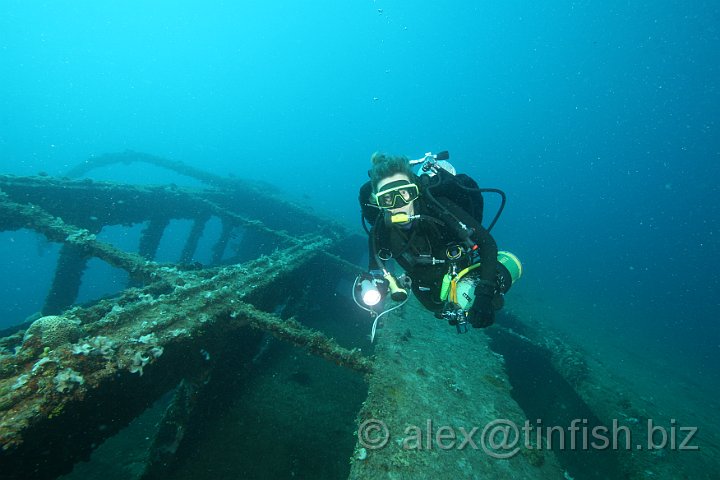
[440,251,523,310]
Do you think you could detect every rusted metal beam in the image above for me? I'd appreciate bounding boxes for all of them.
[0,174,343,248]
[65,151,241,190]
[0,190,161,282]
[0,238,372,480]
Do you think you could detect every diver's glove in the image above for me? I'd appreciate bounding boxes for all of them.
[467,281,496,328]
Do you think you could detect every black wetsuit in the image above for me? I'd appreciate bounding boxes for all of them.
[367,174,501,315]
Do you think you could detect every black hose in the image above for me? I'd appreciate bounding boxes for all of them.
[431,173,507,233]
[476,187,506,232]
[362,208,383,235]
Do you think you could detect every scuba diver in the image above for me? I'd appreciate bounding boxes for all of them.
[353,151,522,340]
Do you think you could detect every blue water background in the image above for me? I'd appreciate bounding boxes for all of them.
[1,2,718,392]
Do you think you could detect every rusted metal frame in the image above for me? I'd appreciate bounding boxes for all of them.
[320,250,366,276]
[138,217,171,260]
[0,237,372,479]
[62,152,345,236]
[190,195,307,247]
[64,151,240,190]
[42,243,91,315]
[179,215,210,264]
[210,219,234,264]
[63,152,344,230]
[62,150,342,239]
[240,302,373,375]
[0,190,162,282]
[0,174,320,252]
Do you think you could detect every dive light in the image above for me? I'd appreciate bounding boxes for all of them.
[352,272,412,343]
[355,272,388,307]
[385,272,408,302]
[359,279,382,306]
[354,271,408,306]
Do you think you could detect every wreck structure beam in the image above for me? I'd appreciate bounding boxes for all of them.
[210,220,234,264]
[0,160,373,480]
[0,190,161,282]
[43,244,91,315]
[65,150,241,190]
[0,171,351,313]
[138,217,170,260]
[179,215,209,264]
[0,238,371,480]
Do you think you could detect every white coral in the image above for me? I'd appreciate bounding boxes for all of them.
[54,368,84,393]
[136,333,158,344]
[129,351,150,376]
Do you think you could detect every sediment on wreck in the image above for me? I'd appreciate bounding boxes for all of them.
[348,299,564,479]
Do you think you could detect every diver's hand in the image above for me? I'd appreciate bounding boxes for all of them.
[468,283,496,328]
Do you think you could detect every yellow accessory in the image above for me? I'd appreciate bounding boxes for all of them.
[447,263,483,304]
[390,213,411,224]
[439,251,523,303]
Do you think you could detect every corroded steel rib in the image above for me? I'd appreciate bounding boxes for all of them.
[0,174,342,248]
[65,150,240,189]
[0,189,160,281]
[241,303,373,375]
[61,150,348,236]
[0,238,372,480]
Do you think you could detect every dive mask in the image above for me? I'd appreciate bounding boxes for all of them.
[374,181,419,209]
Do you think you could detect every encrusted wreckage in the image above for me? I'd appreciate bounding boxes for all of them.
[0,152,715,479]
[0,152,370,479]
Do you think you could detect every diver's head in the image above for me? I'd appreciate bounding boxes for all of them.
[369,153,418,225]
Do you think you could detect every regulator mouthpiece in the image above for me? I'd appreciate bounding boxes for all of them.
[391,213,410,224]
[391,213,419,224]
